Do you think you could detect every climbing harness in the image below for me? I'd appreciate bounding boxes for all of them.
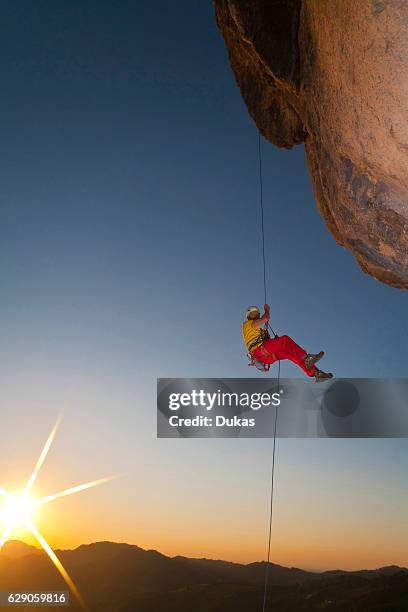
[247,353,270,372]
[247,327,270,352]
[247,328,271,371]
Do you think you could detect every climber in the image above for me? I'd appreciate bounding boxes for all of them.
[243,305,333,382]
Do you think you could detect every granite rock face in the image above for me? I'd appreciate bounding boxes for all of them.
[214,0,408,288]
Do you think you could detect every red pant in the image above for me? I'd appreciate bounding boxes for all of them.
[252,335,317,377]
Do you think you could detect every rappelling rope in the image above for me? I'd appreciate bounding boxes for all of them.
[262,360,280,612]
[258,132,277,339]
[258,131,280,612]
[258,130,267,307]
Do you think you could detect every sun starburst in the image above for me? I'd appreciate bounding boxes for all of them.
[0,418,118,610]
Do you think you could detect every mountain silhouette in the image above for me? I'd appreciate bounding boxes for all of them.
[1,540,42,559]
[1,541,407,611]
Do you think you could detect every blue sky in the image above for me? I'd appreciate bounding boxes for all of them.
[0,0,407,569]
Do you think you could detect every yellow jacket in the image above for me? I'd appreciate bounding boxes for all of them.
[242,319,264,352]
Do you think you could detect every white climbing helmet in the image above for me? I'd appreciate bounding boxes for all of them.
[246,306,260,318]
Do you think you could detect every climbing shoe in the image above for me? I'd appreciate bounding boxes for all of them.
[304,351,324,370]
[315,370,333,383]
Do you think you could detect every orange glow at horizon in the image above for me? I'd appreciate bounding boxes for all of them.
[0,420,406,577]
[6,508,407,575]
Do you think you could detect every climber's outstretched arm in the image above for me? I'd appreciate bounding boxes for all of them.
[251,304,270,328]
